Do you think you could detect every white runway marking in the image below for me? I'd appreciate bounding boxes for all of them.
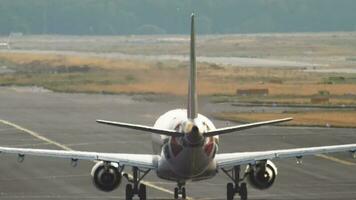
[316,154,356,166]
[0,119,191,199]
[0,119,72,151]
[1,119,355,200]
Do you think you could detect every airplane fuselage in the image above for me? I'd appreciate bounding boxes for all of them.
[152,109,219,182]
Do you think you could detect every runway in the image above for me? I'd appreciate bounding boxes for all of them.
[0,86,355,199]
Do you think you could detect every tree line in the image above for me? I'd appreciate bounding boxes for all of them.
[0,0,355,35]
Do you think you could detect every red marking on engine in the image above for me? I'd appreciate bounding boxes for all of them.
[170,137,183,157]
[204,137,214,156]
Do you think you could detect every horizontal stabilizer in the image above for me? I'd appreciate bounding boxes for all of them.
[204,118,293,137]
[96,119,184,137]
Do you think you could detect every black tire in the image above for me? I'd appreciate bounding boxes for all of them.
[126,184,133,200]
[227,182,234,200]
[174,187,179,199]
[182,187,186,199]
[139,184,147,200]
[240,183,248,200]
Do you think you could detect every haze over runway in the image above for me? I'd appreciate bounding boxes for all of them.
[0,87,355,199]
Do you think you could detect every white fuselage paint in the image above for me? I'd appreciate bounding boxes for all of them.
[152,109,219,182]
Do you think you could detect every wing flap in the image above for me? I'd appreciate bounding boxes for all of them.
[98,153,158,169]
[0,147,158,169]
[216,143,356,168]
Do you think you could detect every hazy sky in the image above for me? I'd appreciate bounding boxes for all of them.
[0,0,355,35]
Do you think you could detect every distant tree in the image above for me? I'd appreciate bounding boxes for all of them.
[0,0,355,35]
[136,24,166,34]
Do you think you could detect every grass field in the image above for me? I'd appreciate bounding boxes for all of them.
[0,51,356,98]
[0,33,355,127]
[214,111,356,128]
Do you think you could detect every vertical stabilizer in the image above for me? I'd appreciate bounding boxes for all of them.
[188,13,198,120]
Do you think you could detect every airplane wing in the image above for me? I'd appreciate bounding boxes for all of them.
[204,118,293,137]
[0,147,158,169]
[215,144,356,168]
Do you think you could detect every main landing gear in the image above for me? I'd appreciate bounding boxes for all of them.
[174,182,186,199]
[124,167,150,200]
[222,166,248,200]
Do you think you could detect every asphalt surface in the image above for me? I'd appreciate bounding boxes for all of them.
[0,86,355,200]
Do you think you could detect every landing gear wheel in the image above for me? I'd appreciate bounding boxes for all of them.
[139,184,147,200]
[239,183,247,200]
[174,187,179,199]
[125,184,133,200]
[124,167,150,200]
[222,166,249,200]
[227,183,234,200]
[174,182,186,199]
[181,187,186,199]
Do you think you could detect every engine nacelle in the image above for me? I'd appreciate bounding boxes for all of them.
[91,161,122,192]
[245,160,277,190]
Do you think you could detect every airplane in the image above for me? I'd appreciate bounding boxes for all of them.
[0,42,9,49]
[0,14,355,200]
[0,36,10,49]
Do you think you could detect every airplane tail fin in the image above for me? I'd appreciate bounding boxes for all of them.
[96,14,292,137]
[187,13,198,120]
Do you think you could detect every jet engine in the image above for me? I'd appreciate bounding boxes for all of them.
[91,161,122,192]
[245,160,277,190]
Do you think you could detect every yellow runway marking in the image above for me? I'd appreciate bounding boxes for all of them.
[0,119,192,199]
[1,119,355,199]
[0,119,73,151]
[316,154,356,166]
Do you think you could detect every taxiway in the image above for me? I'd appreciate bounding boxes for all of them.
[0,87,355,199]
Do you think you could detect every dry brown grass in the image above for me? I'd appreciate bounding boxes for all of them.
[257,97,356,105]
[228,83,356,96]
[1,51,356,99]
[0,52,150,70]
[215,111,356,128]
